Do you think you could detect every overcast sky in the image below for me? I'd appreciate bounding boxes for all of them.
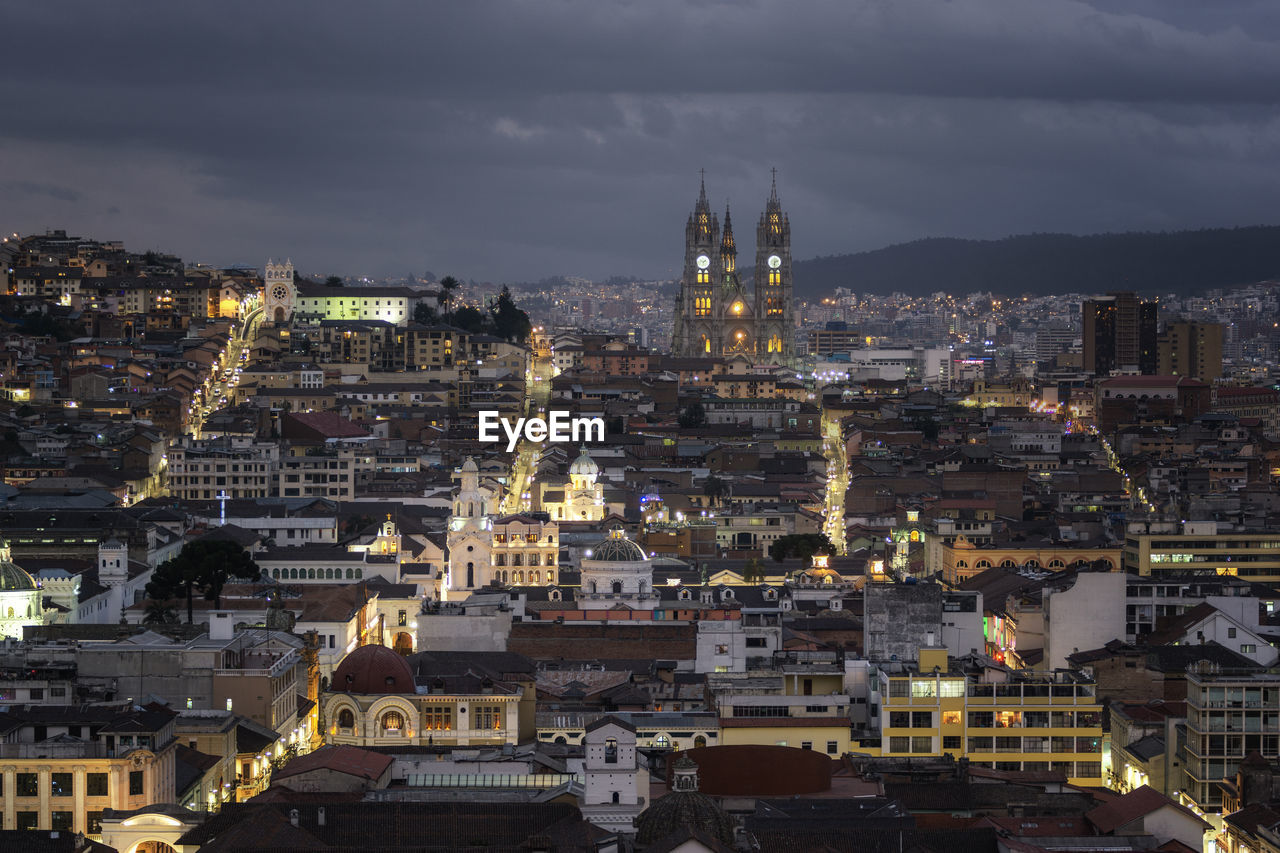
[3,1,1280,282]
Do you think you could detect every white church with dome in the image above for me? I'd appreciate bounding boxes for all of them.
[579,528,659,611]
[542,446,605,522]
[0,539,43,639]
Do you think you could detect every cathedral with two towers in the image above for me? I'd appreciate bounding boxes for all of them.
[671,172,796,366]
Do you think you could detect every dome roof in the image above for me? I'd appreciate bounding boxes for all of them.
[635,756,734,846]
[569,446,598,478]
[589,528,646,563]
[0,545,36,592]
[460,457,478,473]
[331,645,415,695]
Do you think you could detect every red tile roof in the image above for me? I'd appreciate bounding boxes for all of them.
[1086,785,1209,834]
[272,745,392,783]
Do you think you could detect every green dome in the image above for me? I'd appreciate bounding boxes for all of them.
[0,558,36,592]
[590,533,646,563]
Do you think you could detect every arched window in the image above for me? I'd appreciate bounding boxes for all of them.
[604,738,617,764]
[355,569,362,579]
[679,589,691,601]
[654,734,670,748]
[975,559,992,569]
[466,563,474,587]
[308,568,316,579]
[589,581,597,593]
[546,571,555,584]
[999,559,1017,569]
[550,589,561,602]
[272,568,280,579]
[290,568,299,579]
[496,554,506,566]
[1023,559,1040,569]
[1048,559,1065,569]
[956,560,968,570]
[529,554,540,566]
[514,571,524,584]
[345,568,354,579]
[530,571,540,584]
[611,581,623,594]
[512,554,523,567]
[337,709,355,728]
[694,735,707,748]
[381,711,404,733]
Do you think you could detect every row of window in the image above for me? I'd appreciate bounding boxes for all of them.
[335,705,505,733]
[271,567,363,580]
[2,770,142,798]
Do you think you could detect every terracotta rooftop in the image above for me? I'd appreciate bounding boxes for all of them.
[272,744,393,783]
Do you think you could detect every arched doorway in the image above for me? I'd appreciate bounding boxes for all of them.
[273,306,285,323]
[393,632,413,655]
[132,842,178,853]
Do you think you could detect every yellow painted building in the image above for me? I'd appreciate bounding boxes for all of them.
[876,648,1104,787]
[709,666,853,757]
[942,536,1122,585]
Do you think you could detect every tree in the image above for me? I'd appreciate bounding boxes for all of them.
[143,600,177,625]
[488,285,532,343]
[324,275,344,287]
[742,558,766,583]
[413,302,439,325]
[437,275,461,319]
[768,533,833,564]
[144,539,261,624]
[678,402,707,429]
[452,305,486,333]
[703,474,728,506]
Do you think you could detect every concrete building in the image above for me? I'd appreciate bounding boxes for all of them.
[0,705,177,837]
[1043,571,1127,671]
[875,646,1104,787]
[1159,320,1224,382]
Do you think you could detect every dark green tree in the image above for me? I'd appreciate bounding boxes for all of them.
[742,558,766,582]
[702,474,728,506]
[437,275,461,319]
[488,285,532,343]
[144,539,261,624]
[413,302,439,325]
[678,403,707,429]
[768,533,833,564]
[143,600,177,625]
[452,305,486,333]
[324,275,344,287]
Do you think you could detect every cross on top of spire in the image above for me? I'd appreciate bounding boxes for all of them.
[770,167,779,203]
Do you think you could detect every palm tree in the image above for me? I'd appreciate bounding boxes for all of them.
[437,276,461,320]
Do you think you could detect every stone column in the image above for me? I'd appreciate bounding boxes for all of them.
[72,765,86,835]
[37,765,50,831]
[2,765,15,830]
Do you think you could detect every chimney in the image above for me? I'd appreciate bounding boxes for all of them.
[209,610,236,641]
[290,809,299,827]
[925,631,936,646]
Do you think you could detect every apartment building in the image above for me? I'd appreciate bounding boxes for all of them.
[1181,663,1280,811]
[1124,520,1280,583]
[707,655,854,756]
[874,647,1104,787]
[167,436,279,500]
[0,705,176,837]
[277,445,357,500]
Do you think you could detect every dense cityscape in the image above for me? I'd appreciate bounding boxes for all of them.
[0,166,1279,853]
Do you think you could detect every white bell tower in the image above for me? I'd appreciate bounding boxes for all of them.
[264,258,295,324]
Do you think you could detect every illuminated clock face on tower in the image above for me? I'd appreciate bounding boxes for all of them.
[768,254,782,269]
[271,285,288,301]
[696,254,710,269]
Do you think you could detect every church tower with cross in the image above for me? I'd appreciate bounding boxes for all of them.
[671,169,795,366]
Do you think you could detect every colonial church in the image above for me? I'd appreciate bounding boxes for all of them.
[671,172,796,365]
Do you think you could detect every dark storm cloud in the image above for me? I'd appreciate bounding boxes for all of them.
[2,1,1280,281]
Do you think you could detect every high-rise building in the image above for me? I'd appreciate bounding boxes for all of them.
[671,172,795,366]
[1158,320,1225,382]
[1082,292,1157,376]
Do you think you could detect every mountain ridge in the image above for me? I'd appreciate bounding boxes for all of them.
[791,226,1280,298]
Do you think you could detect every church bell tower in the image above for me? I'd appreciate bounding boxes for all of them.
[753,170,794,367]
